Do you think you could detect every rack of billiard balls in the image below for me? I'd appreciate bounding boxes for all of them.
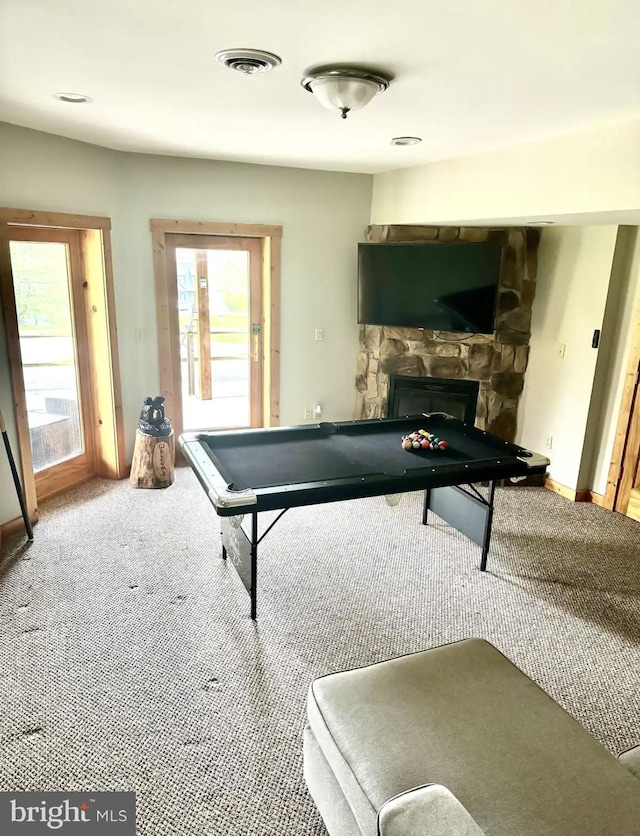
[401,429,449,452]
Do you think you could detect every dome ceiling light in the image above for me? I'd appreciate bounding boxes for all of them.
[301,68,391,119]
[53,93,93,103]
[391,136,422,146]
[215,49,282,74]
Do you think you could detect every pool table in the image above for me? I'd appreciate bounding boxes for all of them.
[179,414,549,619]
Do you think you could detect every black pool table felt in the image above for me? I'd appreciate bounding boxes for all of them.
[199,422,522,491]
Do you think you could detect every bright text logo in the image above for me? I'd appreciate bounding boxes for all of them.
[1,792,135,834]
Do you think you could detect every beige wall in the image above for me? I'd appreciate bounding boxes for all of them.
[0,122,372,525]
[371,118,640,225]
[584,227,640,495]
[517,226,618,491]
[4,114,640,526]
[371,119,640,497]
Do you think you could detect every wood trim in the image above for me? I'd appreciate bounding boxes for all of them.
[1,514,32,541]
[195,250,212,400]
[626,489,640,522]
[7,229,97,502]
[152,228,172,413]
[0,207,111,231]
[606,303,640,510]
[588,490,609,508]
[0,212,124,526]
[267,235,281,427]
[0,222,38,522]
[545,478,610,508]
[544,477,577,501]
[9,225,96,502]
[154,223,282,436]
[248,238,263,428]
[80,228,126,478]
[613,362,640,514]
[100,229,126,476]
[168,234,260,251]
[156,233,183,435]
[150,219,282,239]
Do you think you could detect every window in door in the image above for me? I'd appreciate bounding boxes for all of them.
[7,228,95,500]
[169,235,263,431]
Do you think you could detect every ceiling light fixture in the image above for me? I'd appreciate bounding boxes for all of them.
[53,93,93,104]
[301,68,390,119]
[215,48,281,74]
[391,136,422,146]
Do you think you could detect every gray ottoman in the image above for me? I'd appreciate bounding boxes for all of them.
[304,638,640,836]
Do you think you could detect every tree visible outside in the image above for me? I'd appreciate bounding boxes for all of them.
[11,241,72,335]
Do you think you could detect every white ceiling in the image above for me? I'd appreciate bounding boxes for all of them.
[2,0,640,175]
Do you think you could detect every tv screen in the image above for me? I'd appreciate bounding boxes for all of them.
[357,242,501,333]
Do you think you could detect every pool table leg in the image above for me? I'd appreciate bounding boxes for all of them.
[249,511,258,620]
[422,489,430,525]
[479,479,497,572]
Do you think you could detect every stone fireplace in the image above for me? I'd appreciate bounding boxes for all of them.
[354,225,540,442]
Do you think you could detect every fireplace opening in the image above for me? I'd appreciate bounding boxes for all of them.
[388,375,479,425]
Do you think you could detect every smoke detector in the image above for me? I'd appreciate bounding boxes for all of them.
[215,49,282,74]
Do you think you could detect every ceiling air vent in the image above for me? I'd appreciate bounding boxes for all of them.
[215,49,282,74]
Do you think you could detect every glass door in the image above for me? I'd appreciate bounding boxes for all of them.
[8,227,95,498]
[169,235,263,431]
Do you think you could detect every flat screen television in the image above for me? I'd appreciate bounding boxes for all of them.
[357,242,502,333]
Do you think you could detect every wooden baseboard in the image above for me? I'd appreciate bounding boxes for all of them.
[544,478,609,507]
[0,514,32,550]
[544,477,576,500]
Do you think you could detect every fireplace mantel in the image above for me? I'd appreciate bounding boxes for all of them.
[354,225,539,442]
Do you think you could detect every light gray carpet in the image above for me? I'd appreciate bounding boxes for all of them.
[1,468,639,835]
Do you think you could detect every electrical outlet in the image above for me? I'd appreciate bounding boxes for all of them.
[545,435,553,450]
[304,408,312,420]
[315,328,324,341]
[313,404,322,418]
[556,342,566,359]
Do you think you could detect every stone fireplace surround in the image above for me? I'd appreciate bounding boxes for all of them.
[354,224,540,442]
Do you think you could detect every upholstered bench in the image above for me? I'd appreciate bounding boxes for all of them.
[303,638,640,836]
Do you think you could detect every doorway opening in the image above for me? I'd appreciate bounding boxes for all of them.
[0,208,125,528]
[173,236,262,430]
[8,228,95,499]
[151,219,282,438]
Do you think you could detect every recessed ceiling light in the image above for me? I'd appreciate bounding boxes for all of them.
[391,136,422,146]
[526,220,554,225]
[53,93,93,104]
[215,49,281,74]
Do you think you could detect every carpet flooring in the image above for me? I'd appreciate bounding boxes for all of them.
[0,468,639,834]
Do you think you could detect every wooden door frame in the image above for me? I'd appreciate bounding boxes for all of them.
[7,227,98,498]
[605,301,640,512]
[150,219,282,437]
[0,207,126,528]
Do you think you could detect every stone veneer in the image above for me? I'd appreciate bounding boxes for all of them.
[354,225,540,442]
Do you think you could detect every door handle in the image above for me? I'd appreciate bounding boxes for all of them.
[252,322,261,363]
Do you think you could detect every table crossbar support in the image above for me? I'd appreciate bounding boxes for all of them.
[423,480,497,571]
[220,508,291,620]
[257,508,289,546]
